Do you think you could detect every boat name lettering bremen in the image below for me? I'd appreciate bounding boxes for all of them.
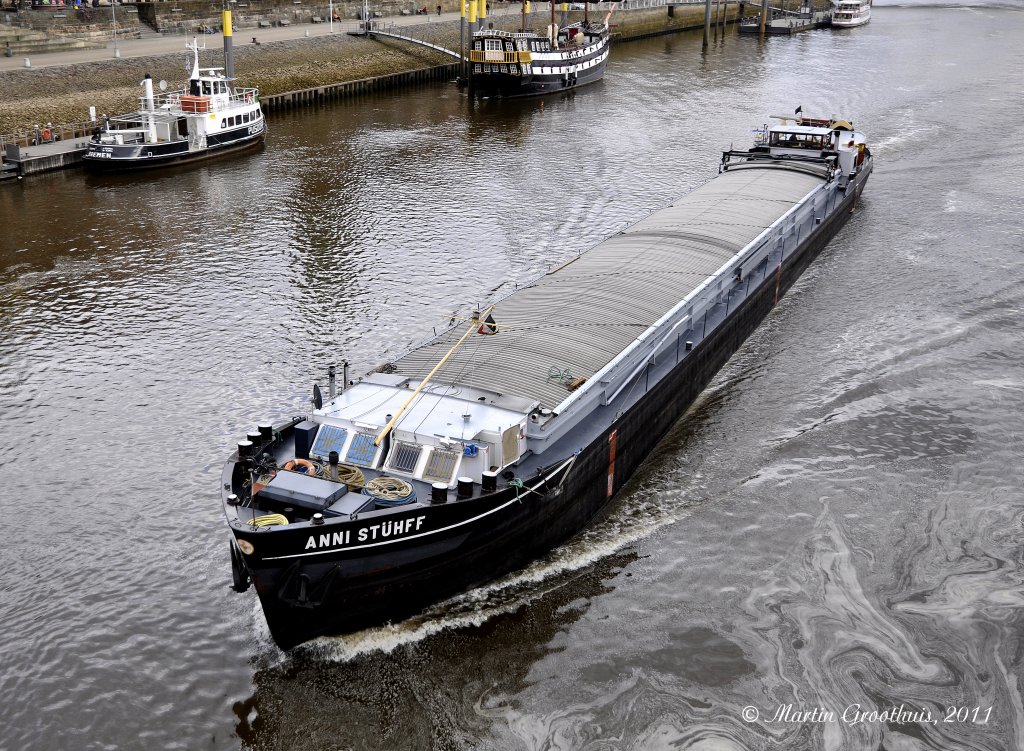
[304,515,426,550]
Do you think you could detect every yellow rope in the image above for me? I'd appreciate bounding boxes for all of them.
[248,513,289,527]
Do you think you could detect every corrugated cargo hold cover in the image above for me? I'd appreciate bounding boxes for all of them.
[391,167,823,408]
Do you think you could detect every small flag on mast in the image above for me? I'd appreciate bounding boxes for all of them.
[477,312,498,335]
[794,105,803,115]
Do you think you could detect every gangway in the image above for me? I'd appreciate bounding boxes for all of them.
[354,25,463,60]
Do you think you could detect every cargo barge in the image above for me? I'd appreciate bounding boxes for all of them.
[222,114,873,650]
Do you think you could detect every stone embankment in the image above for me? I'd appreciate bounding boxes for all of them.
[0,3,740,135]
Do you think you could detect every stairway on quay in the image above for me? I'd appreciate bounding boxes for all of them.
[0,20,106,55]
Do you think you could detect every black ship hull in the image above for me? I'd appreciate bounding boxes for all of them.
[471,54,609,99]
[83,126,265,173]
[229,162,872,650]
[469,24,610,100]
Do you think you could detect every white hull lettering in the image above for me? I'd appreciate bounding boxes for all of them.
[304,515,425,552]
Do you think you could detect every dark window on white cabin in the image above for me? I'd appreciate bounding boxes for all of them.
[771,132,826,149]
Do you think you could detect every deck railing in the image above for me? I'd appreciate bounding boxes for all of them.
[468,49,532,63]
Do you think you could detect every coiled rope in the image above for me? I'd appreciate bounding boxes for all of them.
[248,513,289,527]
[361,476,417,507]
[334,463,365,491]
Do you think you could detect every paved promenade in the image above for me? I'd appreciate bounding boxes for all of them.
[0,9,498,71]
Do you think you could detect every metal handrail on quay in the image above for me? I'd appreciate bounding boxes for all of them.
[0,119,98,151]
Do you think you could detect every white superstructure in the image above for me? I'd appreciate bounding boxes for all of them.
[831,0,871,27]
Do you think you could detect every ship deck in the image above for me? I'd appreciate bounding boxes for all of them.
[390,166,826,409]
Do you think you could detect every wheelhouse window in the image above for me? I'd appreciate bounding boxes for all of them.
[770,131,828,149]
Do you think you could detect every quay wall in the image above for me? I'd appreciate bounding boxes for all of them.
[0,3,744,134]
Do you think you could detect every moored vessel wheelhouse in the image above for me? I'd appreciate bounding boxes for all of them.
[223,113,873,650]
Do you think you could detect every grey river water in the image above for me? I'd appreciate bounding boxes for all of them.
[3,2,1024,749]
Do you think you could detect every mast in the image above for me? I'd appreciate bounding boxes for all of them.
[188,37,201,96]
[373,309,493,448]
[142,74,157,144]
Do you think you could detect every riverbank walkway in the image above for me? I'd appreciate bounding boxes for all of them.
[0,8,493,71]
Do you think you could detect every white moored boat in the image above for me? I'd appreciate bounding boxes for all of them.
[831,0,871,27]
[83,39,265,172]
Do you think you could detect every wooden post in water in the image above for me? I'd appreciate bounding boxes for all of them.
[759,0,768,32]
[702,0,713,47]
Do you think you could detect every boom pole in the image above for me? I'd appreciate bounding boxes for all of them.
[373,308,493,447]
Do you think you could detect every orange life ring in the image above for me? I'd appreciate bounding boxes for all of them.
[41,127,52,142]
[283,458,316,474]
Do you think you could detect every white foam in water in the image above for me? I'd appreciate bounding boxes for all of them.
[300,486,696,662]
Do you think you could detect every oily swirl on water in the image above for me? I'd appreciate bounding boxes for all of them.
[731,499,1022,751]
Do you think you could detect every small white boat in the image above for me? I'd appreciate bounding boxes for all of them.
[831,0,871,28]
[84,39,265,172]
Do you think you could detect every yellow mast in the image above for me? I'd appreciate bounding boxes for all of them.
[373,308,493,447]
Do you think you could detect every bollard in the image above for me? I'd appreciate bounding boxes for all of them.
[24,57,31,68]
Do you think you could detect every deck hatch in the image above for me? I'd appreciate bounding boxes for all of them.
[346,432,379,467]
[310,425,348,460]
[422,448,460,483]
[386,441,422,474]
